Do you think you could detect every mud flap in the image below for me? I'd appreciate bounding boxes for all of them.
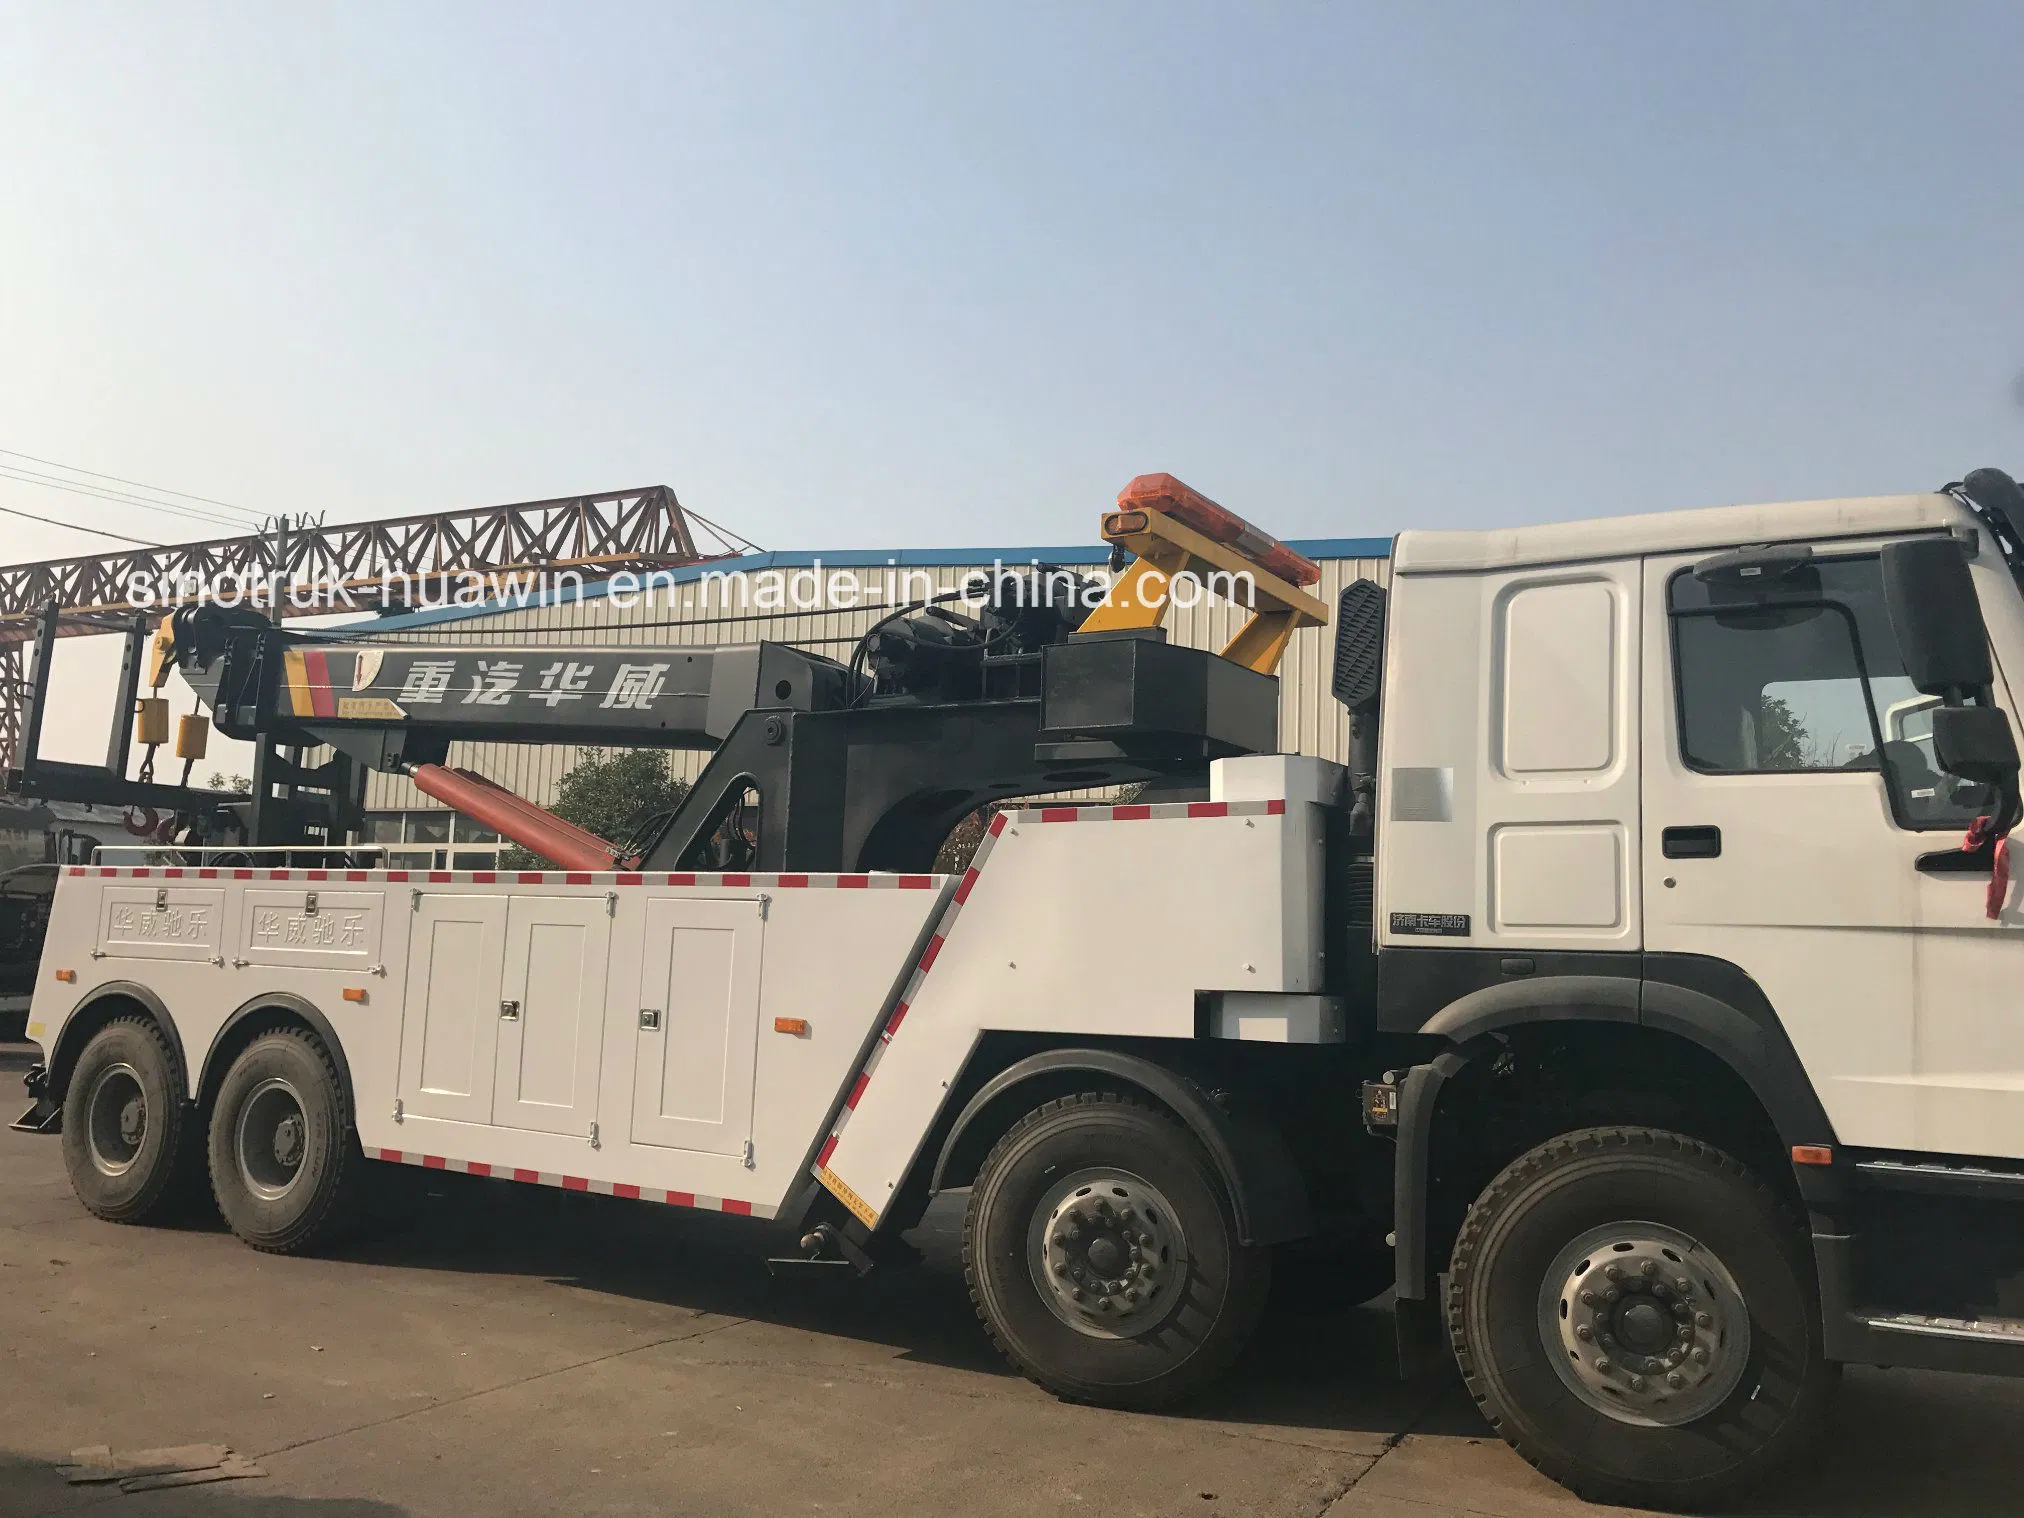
[1393,1291,1447,1379]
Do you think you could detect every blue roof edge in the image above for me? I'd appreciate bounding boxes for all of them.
[343,535,1393,633]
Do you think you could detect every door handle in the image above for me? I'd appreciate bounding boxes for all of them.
[499,999,520,1020]
[1661,825,1722,859]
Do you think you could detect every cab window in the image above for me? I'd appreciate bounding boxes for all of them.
[1668,554,1988,830]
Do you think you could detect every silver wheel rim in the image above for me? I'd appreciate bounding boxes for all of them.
[1027,1168,1187,1340]
[235,1077,309,1201]
[1539,1221,1752,1427]
[84,1062,147,1177]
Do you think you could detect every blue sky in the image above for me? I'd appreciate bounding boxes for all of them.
[4,2,2024,756]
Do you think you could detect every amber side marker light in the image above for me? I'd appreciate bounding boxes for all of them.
[53,969,76,983]
[1791,1145,1834,1166]
[773,1017,810,1037]
[342,987,368,1004]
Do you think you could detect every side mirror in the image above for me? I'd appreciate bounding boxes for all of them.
[1880,536,1994,695]
[1932,706,2020,786]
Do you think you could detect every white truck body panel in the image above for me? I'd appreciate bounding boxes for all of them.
[1377,555,1643,952]
[30,867,954,1218]
[1393,490,1962,574]
[28,754,1325,1232]
[813,769,1326,1227]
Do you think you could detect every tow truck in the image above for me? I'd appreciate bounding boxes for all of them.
[19,468,2024,1509]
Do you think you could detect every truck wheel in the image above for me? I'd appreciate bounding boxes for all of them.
[1449,1126,1835,1512]
[963,1090,1269,1409]
[207,1028,364,1254]
[60,1017,198,1224]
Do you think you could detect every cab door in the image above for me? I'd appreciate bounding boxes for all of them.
[1641,541,2024,1158]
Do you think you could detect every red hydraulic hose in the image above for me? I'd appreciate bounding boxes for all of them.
[409,763,621,872]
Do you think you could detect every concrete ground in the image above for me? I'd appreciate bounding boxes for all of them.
[5,1051,2024,1516]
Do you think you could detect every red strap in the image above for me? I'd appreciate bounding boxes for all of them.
[1965,816,2013,920]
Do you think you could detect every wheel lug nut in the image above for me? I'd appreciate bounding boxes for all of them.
[1095,1298,1112,1312]
[1124,1289,1138,1301]
[1630,1375,1647,1392]
[1052,1233,1068,1247]
[1696,1312,1713,1329]
[1575,1325,1593,1342]
[1605,1288,1621,1303]
[1580,1291,1598,1307]
[1653,1283,1669,1299]
[1070,1289,1084,1301]
[1604,1265,1622,1281]
[1139,1233,1154,1248]
[1594,1357,1612,1373]
[1675,1277,1693,1294]
[1053,1263,1068,1277]
[1668,1373,1685,1389]
[1640,1260,1657,1277]
[1691,1347,1709,1364]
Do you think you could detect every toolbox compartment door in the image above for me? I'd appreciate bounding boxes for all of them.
[398,894,507,1125]
[630,897,764,1156]
[492,895,611,1137]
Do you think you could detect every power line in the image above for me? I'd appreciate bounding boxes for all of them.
[0,461,250,529]
[0,446,257,523]
[0,500,155,546]
[0,464,253,534]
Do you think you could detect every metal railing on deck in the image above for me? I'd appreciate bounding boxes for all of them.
[89,844,391,870]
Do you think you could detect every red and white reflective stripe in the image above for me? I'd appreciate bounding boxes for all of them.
[1015,798,1285,825]
[812,796,1291,1185]
[87,867,942,888]
[369,1148,770,1218]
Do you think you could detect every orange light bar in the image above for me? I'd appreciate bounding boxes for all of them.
[1117,473,1321,587]
[1791,1144,1834,1166]
[53,968,76,983]
[773,1016,810,1036]
[342,987,369,1004]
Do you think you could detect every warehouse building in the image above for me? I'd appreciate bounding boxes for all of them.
[351,534,1390,871]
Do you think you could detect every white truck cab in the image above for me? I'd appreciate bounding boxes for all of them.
[19,467,2024,1512]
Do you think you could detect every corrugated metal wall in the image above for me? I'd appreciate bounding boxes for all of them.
[361,553,1390,814]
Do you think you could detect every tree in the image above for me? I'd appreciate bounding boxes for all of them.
[1755,696,1810,768]
[498,749,690,868]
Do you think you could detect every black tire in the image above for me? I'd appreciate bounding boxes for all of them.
[963,1090,1270,1409]
[60,1017,200,1224]
[1449,1126,1836,1511]
[207,1027,365,1254]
